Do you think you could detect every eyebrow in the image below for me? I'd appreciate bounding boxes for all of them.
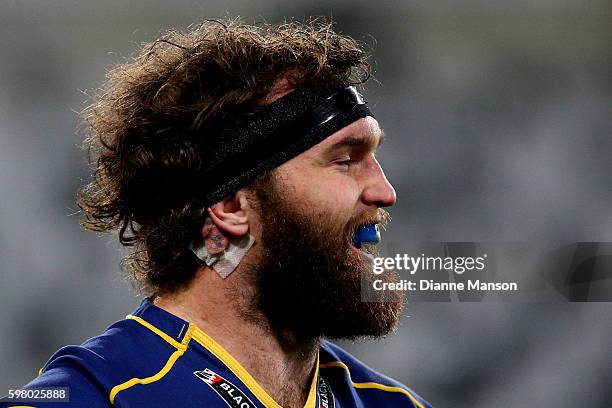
[326,129,386,152]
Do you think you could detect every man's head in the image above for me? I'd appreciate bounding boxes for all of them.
[245,116,404,341]
[79,18,403,341]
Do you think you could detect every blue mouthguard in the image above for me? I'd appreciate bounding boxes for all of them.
[353,224,380,246]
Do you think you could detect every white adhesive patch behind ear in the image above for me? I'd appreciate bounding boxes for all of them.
[191,218,256,279]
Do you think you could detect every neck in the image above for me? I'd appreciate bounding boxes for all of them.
[152,266,319,408]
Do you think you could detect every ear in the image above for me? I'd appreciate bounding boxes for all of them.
[207,191,251,237]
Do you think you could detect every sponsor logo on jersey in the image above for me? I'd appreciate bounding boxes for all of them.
[194,368,257,408]
[318,375,335,408]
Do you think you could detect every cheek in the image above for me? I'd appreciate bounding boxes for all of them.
[296,175,361,214]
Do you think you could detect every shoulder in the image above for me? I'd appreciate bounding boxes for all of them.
[42,315,180,377]
[3,313,182,407]
[0,365,109,408]
[319,340,434,408]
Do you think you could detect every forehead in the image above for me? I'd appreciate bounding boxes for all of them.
[304,116,383,155]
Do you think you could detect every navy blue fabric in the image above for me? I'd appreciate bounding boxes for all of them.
[1,298,432,408]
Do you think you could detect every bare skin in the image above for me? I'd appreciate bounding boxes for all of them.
[153,266,317,407]
[154,81,396,407]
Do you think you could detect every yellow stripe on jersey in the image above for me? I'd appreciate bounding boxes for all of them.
[125,314,186,349]
[192,327,319,408]
[115,313,319,408]
[108,317,195,405]
[318,360,425,408]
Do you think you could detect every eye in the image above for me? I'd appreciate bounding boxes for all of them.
[333,156,354,167]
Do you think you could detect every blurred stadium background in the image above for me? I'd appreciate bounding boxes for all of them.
[1,1,611,407]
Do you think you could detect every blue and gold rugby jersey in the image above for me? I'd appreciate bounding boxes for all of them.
[2,298,432,408]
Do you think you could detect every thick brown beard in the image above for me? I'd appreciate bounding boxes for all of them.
[247,173,405,343]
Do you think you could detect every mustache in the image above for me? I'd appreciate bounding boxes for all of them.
[347,208,391,235]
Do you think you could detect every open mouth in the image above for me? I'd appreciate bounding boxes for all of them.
[350,242,375,263]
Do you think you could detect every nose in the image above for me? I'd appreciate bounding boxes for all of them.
[360,156,397,208]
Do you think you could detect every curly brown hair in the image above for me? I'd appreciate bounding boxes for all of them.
[78,17,372,295]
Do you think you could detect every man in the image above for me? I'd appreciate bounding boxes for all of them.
[2,19,432,408]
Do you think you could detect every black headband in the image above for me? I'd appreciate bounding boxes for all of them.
[196,85,374,209]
